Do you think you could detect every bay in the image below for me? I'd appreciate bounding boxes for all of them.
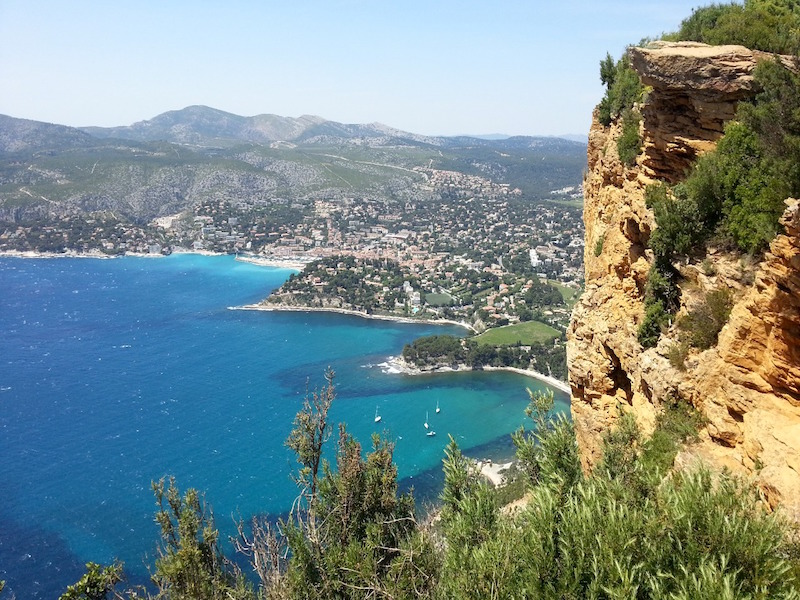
[0,254,569,597]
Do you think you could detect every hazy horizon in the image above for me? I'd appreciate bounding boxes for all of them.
[1,1,706,137]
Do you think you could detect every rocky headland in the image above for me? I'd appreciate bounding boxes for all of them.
[567,41,800,516]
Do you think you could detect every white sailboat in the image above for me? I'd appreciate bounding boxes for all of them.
[374,407,381,423]
[435,400,440,414]
[426,430,436,437]
[424,411,429,429]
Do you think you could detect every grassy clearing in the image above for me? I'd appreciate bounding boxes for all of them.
[543,198,584,209]
[549,281,581,307]
[425,292,453,306]
[475,320,560,346]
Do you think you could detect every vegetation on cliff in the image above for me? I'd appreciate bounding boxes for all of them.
[665,0,800,55]
[632,1,800,347]
[597,53,645,167]
[638,55,800,347]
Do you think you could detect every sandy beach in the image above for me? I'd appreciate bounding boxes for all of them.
[482,365,570,394]
[0,249,117,259]
[477,459,515,486]
[0,248,225,260]
[380,355,570,393]
[233,254,308,271]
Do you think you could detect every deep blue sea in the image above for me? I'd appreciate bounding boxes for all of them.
[0,254,569,598]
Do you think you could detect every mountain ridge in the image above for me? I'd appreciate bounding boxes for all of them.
[5,105,587,149]
[0,109,587,227]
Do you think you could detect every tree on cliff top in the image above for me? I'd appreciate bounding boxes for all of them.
[667,0,800,54]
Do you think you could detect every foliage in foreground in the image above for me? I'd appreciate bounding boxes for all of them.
[61,378,800,600]
[439,391,800,600]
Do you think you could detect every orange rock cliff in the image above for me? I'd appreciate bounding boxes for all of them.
[566,41,800,516]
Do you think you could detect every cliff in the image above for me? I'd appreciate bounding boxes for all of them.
[567,41,800,516]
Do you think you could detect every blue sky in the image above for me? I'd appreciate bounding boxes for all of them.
[0,1,707,136]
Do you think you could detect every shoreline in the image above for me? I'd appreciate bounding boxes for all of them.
[0,248,307,269]
[232,303,476,331]
[4,249,568,394]
[0,248,228,260]
[234,254,308,271]
[381,355,570,394]
[0,249,119,260]
[477,459,515,487]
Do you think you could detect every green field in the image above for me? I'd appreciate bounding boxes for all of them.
[549,281,582,308]
[474,320,560,346]
[425,292,453,306]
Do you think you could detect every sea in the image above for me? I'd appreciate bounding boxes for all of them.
[0,253,570,598]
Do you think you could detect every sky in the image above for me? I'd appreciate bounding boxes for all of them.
[0,1,708,137]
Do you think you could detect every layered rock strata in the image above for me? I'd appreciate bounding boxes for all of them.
[567,42,800,516]
[630,41,795,182]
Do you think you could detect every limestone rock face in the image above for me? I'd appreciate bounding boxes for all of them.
[567,42,800,516]
[629,41,795,182]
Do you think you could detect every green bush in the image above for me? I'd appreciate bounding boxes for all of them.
[644,261,681,313]
[668,340,690,370]
[666,0,800,54]
[598,53,644,126]
[617,109,642,165]
[639,396,705,475]
[512,389,583,491]
[646,183,706,261]
[438,392,800,599]
[593,233,604,257]
[638,299,669,348]
[687,120,787,254]
[638,260,681,349]
[678,287,734,349]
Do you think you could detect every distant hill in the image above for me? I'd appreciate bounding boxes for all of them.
[0,114,96,153]
[79,105,441,148]
[0,109,586,223]
[557,133,589,144]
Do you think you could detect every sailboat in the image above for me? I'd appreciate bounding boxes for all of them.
[424,411,429,430]
[374,407,382,423]
[426,430,436,437]
[435,400,440,414]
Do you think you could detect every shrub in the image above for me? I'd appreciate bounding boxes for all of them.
[639,395,705,475]
[678,287,734,349]
[593,233,605,257]
[644,260,681,313]
[512,388,582,491]
[646,183,705,261]
[638,260,681,349]
[598,53,644,126]
[666,0,800,54]
[439,391,800,600]
[668,340,690,370]
[638,299,669,348]
[617,109,642,166]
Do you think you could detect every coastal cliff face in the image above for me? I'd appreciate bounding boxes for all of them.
[567,42,800,516]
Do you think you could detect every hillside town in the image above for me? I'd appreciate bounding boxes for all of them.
[1,166,584,333]
[255,168,584,333]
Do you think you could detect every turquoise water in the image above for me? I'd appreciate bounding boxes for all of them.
[0,254,569,597]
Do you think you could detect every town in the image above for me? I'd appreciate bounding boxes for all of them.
[1,165,585,341]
